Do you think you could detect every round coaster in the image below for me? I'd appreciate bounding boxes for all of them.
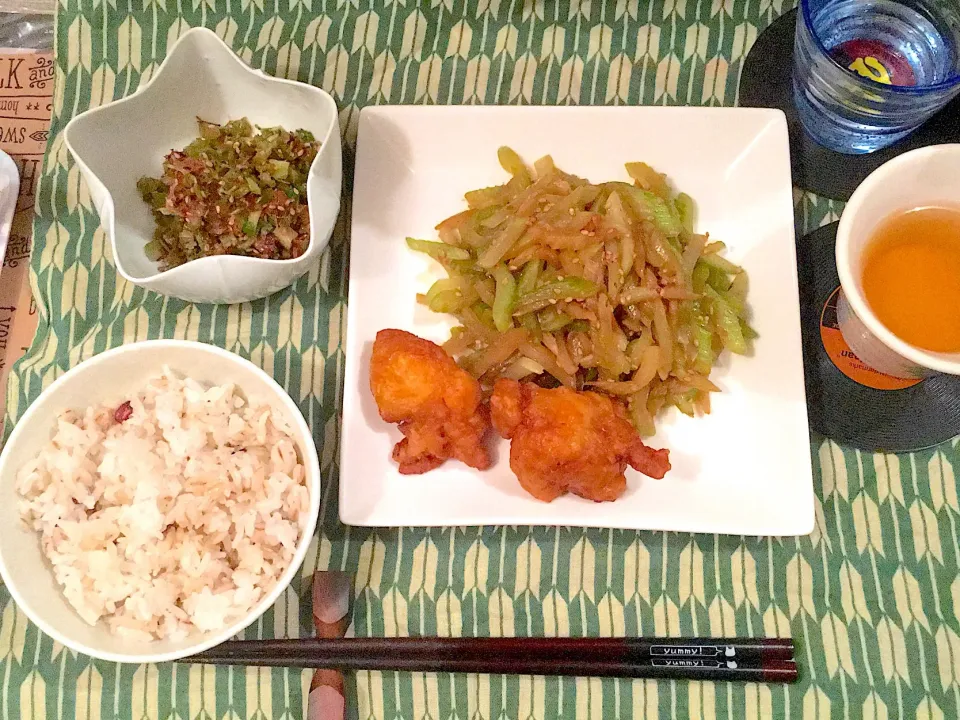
[798,222,960,452]
[738,9,960,201]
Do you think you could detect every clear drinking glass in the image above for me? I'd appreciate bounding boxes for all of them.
[793,0,960,154]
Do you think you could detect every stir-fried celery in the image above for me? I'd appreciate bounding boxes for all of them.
[406,148,756,436]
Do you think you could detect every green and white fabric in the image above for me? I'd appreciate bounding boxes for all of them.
[2,0,959,717]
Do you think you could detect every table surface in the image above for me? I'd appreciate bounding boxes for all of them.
[2,1,960,719]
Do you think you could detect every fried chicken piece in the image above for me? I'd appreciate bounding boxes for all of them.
[370,329,491,474]
[490,379,670,502]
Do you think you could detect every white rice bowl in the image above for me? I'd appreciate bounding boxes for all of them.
[18,369,309,640]
[0,341,321,663]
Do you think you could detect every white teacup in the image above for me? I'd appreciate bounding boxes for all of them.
[835,144,960,379]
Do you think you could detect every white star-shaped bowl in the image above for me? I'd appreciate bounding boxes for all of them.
[64,28,342,304]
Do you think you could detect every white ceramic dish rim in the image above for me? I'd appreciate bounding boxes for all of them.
[0,149,19,265]
[62,26,340,286]
[0,340,321,664]
[836,144,960,375]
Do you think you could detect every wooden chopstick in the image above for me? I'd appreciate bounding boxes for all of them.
[187,637,797,683]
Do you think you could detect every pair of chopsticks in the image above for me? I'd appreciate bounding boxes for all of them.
[189,636,797,682]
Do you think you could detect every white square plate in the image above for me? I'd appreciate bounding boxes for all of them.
[342,106,814,535]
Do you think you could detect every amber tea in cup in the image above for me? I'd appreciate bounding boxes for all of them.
[860,206,960,353]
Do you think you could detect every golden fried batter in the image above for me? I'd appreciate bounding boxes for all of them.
[490,379,670,502]
[370,329,491,474]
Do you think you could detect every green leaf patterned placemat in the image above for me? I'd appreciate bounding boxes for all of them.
[2,1,960,718]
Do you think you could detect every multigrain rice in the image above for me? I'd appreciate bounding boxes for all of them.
[16,369,309,641]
